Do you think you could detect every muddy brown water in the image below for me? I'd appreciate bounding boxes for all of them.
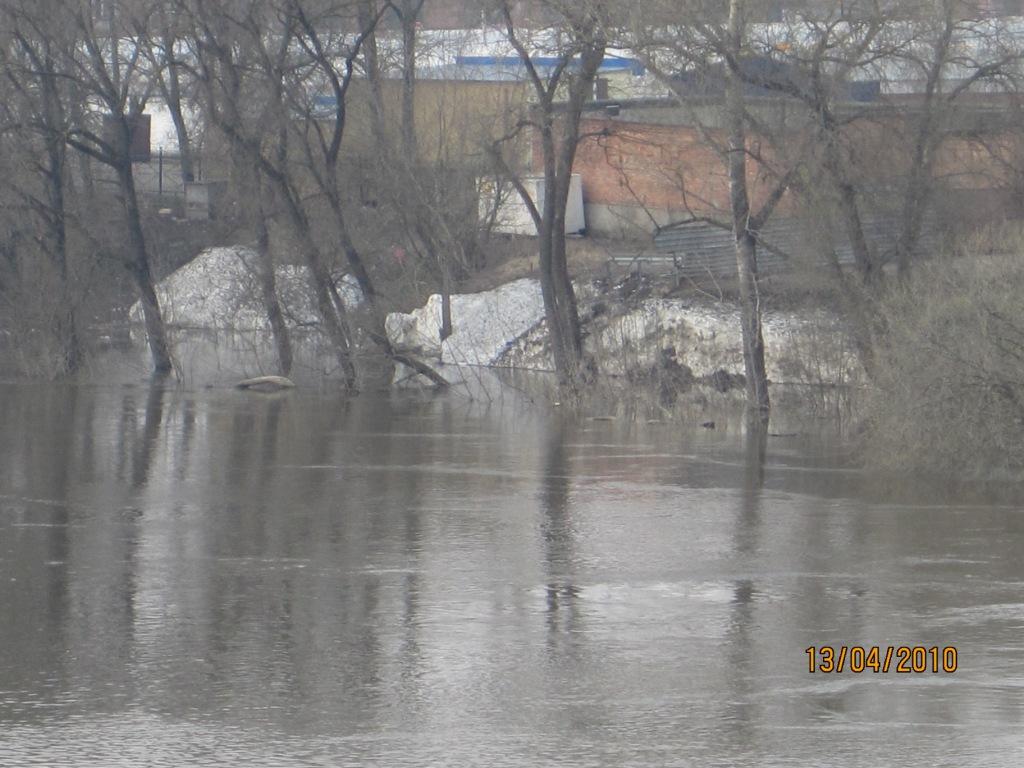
[1,378,1022,767]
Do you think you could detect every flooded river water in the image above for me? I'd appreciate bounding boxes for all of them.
[1,378,1022,766]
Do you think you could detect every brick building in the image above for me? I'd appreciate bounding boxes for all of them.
[533,98,1024,239]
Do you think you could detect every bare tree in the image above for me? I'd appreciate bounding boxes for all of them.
[0,0,84,374]
[57,0,174,374]
[631,1,1023,380]
[231,146,294,377]
[625,0,797,421]
[487,0,607,392]
[723,0,771,423]
[177,0,293,376]
[143,0,199,182]
[186,0,449,388]
[885,0,1024,276]
[744,1,1023,366]
[187,0,357,386]
[357,4,504,345]
[389,0,424,159]
[281,0,450,386]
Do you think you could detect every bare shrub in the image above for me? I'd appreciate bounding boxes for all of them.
[864,225,1024,479]
[0,249,68,377]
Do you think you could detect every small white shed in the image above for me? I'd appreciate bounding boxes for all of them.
[482,174,586,236]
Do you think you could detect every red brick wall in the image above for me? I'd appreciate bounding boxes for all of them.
[529,112,1022,233]
[574,120,728,217]
[531,117,794,225]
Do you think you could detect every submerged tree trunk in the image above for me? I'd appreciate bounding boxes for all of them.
[544,170,587,388]
[537,215,586,390]
[489,1,606,392]
[322,177,449,388]
[45,156,82,376]
[230,143,293,375]
[726,0,769,424]
[440,260,453,342]
[253,189,293,376]
[39,56,82,374]
[116,140,172,375]
[269,170,357,389]
[522,36,605,393]
[732,226,770,421]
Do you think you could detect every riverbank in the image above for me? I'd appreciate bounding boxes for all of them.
[104,245,862,437]
[129,245,861,392]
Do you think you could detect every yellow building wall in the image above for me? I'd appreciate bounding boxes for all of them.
[340,78,533,166]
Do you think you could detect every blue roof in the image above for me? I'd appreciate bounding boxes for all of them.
[454,55,645,76]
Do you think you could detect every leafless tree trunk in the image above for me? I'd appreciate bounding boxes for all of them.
[60,0,173,374]
[286,0,449,388]
[114,128,173,375]
[0,2,89,375]
[16,45,83,371]
[725,0,769,423]
[391,0,423,160]
[188,0,360,386]
[363,1,472,347]
[253,215,293,377]
[235,155,293,377]
[490,0,606,392]
[627,0,785,416]
[153,13,196,183]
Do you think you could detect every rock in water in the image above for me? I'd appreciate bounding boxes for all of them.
[236,376,296,392]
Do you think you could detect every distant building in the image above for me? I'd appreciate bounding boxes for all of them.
[552,97,1024,238]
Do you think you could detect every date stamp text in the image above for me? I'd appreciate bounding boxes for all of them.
[806,645,958,673]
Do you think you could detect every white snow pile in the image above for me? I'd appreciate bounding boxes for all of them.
[593,299,747,376]
[502,296,859,385]
[386,277,546,367]
[130,246,363,330]
[498,297,730,374]
[391,277,861,386]
[496,297,749,375]
[582,299,857,384]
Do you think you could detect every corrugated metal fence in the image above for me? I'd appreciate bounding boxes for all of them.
[612,213,941,279]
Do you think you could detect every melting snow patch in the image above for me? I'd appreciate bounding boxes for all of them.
[386,278,546,367]
[384,275,860,385]
[130,246,362,330]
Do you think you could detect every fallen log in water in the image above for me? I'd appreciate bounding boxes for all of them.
[236,375,296,392]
